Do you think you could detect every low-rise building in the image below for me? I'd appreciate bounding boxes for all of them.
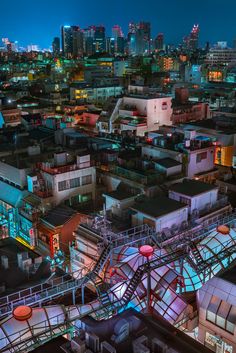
[169,179,219,216]
[38,205,86,256]
[27,152,96,208]
[70,83,124,103]
[130,196,188,232]
[109,92,173,136]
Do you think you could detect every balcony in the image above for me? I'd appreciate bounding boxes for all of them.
[37,161,92,175]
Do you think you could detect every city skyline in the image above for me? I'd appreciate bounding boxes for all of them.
[0,0,236,49]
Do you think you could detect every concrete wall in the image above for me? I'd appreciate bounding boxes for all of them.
[132,207,188,232]
[0,161,30,188]
[122,96,173,130]
[169,189,218,214]
[154,163,182,177]
[42,166,96,206]
[187,147,215,178]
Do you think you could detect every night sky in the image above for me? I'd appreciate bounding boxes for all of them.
[0,0,235,49]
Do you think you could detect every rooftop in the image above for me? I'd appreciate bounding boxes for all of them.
[154,157,182,169]
[104,190,136,201]
[185,119,236,135]
[169,179,217,197]
[131,196,187,219]
[41,205,77,228]
[0,180,28,207]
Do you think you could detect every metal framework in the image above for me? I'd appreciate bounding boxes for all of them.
[1,213,235,318]
[1,212,236,352]
[0,224,157,317]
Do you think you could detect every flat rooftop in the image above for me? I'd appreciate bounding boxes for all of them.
[131,196,186,219]
[104,189,136,201]
[155,157,182,168]
[169,179,217,197]
[185,119,236,135]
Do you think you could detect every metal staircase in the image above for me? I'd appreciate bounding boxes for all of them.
[190,244,203,267]
[121,267,144,305]
[0,213,236,319]
[2,227,236,353]
[0,224,156,318]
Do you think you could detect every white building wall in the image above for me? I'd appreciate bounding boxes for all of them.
[0,162,29,188]
[169,189,218,214]
[132,207,188,232]
[187,147,215,178]
[121,96,173,130]
[41,166,96,206]
[146,97,172,129]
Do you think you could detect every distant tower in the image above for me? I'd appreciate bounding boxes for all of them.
[61,26,73,57]
[52,37,60,57]
[112,25,124,54]
[112,25,123,41]
[155,33,164,50]
[128,21,151,55]
[189,24,200,50]
[94,25,106,53]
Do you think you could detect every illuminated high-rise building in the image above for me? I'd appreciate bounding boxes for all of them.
[112,25,123,41]
[52,37,60,57]
[183,24,200,51]
[117,36,125,54]
[83,26,96,56]
[106,37,115,55]
[112,25,124,54]
[93,25,106,53]
[61,25,74,56]
[155,33,164,50]
[61,25,84,57]
[189,24,200,50]
[128,21,151,55]
[72,27,84,57]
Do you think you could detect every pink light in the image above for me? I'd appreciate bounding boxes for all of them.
[139,245,154,258]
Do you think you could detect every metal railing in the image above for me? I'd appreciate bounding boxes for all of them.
[0,211,236,320]
[0,224,157,318]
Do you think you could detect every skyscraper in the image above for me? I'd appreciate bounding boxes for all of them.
[183,24,200,51]
[189,24,200,50]
[61,26,74,57]
[52,37,60,57]
[61,25,84,57]
[106,37,115,55]
[93,26,106,53]
[155,33,164,51]
[128,22,151,55]
[112,25,124,54]
[84,26,96,56]
[112,25,123,41]
[72,27,84,57]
